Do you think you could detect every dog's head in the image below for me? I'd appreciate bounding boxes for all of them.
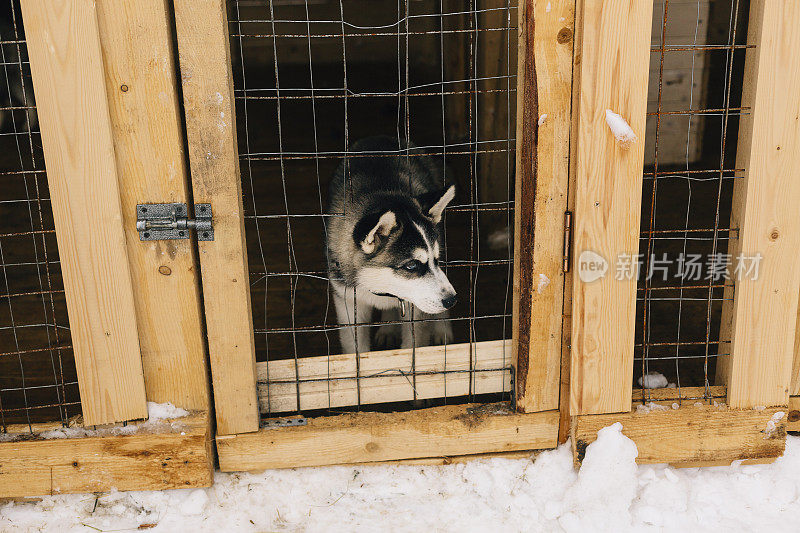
[353,185,457,314]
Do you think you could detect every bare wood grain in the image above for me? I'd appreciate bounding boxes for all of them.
[573,405,786,465]
[217,404,558,471]
[173,0,259,434]
[259,340,512,413]
[95,0,209,411]
[513,0,575,414]
[568,0,653,415]
[20,0,147,425]
[0,414,212,497]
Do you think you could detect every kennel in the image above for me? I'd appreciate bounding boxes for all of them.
[1,0,799,498]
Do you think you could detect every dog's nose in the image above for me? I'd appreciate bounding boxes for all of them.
[441,295,457,310]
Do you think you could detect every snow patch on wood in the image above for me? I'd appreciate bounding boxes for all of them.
[605,109,637,147]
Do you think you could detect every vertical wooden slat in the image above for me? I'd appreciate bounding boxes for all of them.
[173,0,259,434]
[513,0,575,413]
[20,0,147,425]
[719,1,800,409]
[95,0,210,411]
[568,0,653,415]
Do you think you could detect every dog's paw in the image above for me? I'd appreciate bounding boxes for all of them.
[429,320,453,346]
[374,324,402,350]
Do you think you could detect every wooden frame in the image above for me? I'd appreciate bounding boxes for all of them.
[6,0,798,495]
[4,0,215,497]
[169,0,577,471]
[567,0,800,465]
[173,0,259,436]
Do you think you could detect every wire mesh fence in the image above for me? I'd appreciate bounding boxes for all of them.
[229,0,518,417]
[0,0,80,433]
[636,0,750,402]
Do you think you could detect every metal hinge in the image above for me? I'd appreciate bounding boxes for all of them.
[563,211,573,273]
[136,203,214,241]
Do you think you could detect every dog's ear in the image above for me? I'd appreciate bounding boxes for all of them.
[417,184,455,224]
[353,211,397,254]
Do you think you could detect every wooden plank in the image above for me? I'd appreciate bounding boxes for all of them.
[573,405,786,465]
[512,0,575,413]
[259,340,512,413]
[793,304,800,396]
[173,0,259,434]
[95,0,209,411]
[20,0,147,425]
[631,385,725,403]
[718,1,800,409]
[217,404,559,472]
[568,0,653,415]
[357,449,541,468]
[0,414,213,497]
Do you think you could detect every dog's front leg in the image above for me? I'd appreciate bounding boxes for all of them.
[400,308,453,349]
[333,286,372,354]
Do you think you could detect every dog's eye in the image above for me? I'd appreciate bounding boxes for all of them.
[401,259,423,273]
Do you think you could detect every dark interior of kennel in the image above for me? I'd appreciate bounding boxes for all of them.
[0,0,80,429]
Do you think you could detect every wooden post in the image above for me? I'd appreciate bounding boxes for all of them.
[568,0,653,415]
[173,0,259,434]
[513,0,575,413]
[718,1,800,409]
[95,0,210,411]
[20,0,148,425]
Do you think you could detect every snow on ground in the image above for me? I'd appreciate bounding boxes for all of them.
[4,426,800,532]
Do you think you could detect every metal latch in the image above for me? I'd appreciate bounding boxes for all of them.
[136,203,214,241]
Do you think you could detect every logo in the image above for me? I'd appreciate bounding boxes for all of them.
[578,250,608,283]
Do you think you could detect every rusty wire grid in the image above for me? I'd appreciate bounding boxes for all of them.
[229,0,518,417]
[0,0,81,433]
[636,0,751,403]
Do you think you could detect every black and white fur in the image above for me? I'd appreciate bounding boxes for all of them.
[326,136,457,354]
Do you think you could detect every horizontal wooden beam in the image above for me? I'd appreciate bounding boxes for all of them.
[0,414,213,497]
[572,404,786,466]
[258,340,512,413]
[631,385,725,403]
[217,404,559,472]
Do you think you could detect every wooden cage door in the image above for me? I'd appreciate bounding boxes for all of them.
[21,0,211,426]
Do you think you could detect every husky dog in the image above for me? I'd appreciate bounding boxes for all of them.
[326,136,457,354]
